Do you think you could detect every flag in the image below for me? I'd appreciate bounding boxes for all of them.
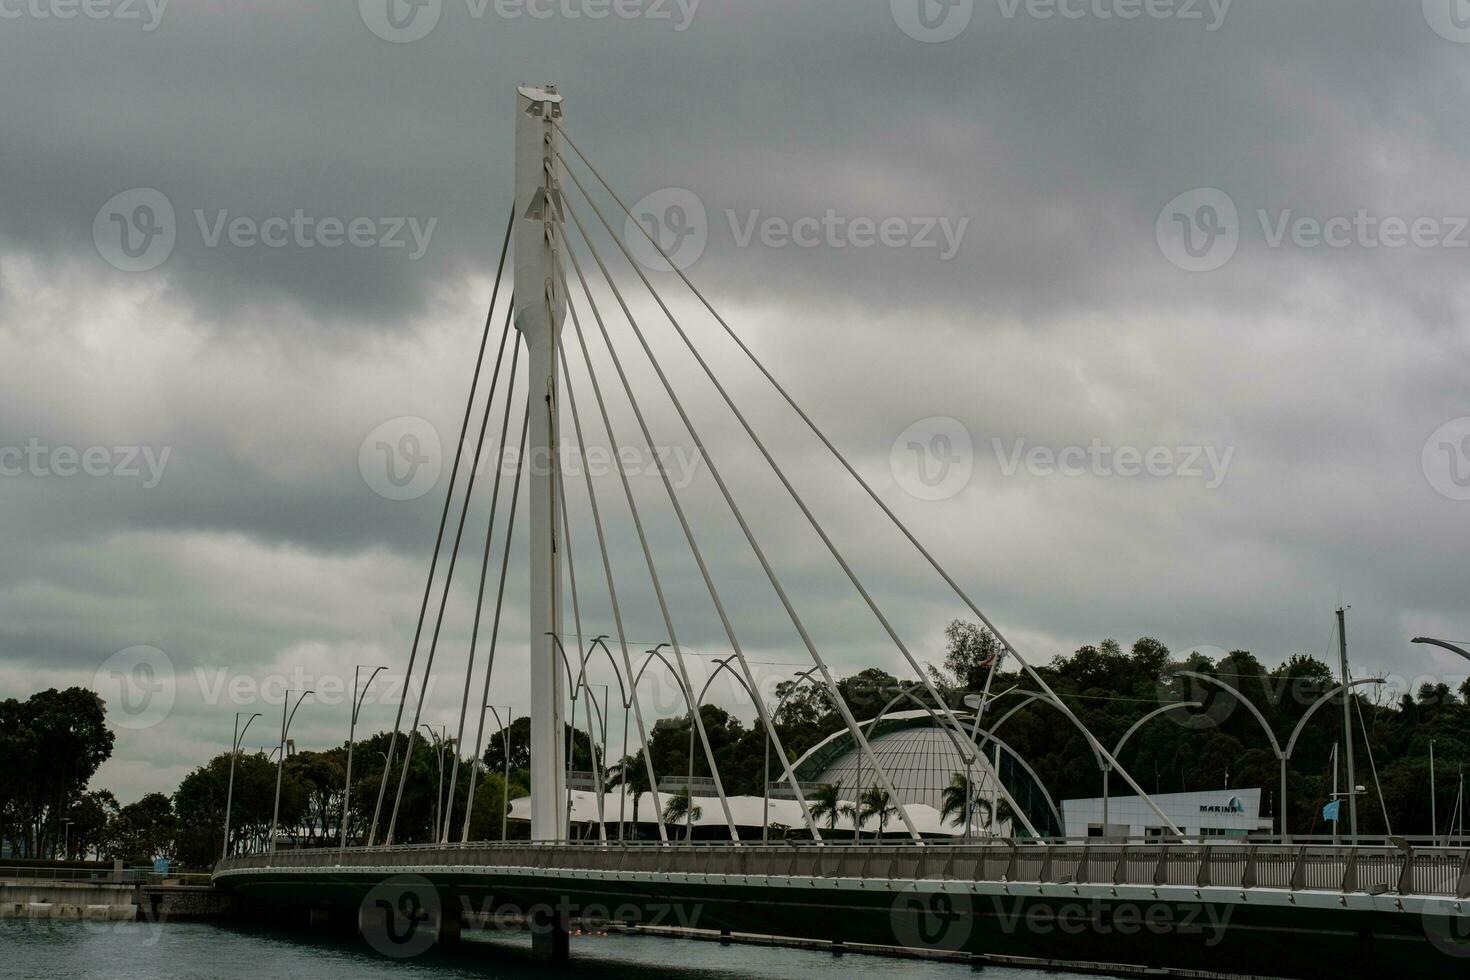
[1322,800,1341,822]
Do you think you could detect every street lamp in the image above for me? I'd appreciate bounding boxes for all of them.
[765,667,820,842]
[268,689,314,861]
[60,819,74,861]
[1413,637,1470,662]
[1179,672,1384,842]
[223,711,263,863]
[340,666,386,856]
[1099,702,1203,840]
[420,724,446,840]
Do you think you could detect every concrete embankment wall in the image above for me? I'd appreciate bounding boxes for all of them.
[0,880,137,919]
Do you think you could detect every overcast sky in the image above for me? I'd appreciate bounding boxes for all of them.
[2,0,1469,803]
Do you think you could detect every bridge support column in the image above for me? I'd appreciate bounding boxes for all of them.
[515,82,568,845]
[531,907,570,962]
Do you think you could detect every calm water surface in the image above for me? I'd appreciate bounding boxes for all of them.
[0,920,1127,980]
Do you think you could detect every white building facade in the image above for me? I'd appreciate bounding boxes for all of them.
[1062,788,1274,841]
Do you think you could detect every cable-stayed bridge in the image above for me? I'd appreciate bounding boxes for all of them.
[213,86,1470,977]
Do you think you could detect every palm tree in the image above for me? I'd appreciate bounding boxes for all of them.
[661,787,702,840]
[940,772,993,837]
[606,755,651,840]
[859,785,897,840]
[808,782,845,835]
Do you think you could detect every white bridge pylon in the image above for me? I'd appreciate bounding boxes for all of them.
[373,83,1185,847]
[515,84,568,843]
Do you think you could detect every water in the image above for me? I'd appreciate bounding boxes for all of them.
[0,920,1125,980]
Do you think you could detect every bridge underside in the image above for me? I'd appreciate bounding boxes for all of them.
[217,860,1469,978]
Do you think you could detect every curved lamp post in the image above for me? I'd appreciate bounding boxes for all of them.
[552,634,609,841]
[1179,671,1385,842]
[1413,637,1470,662]
[574,635,633,839]
[765,667,820,841]
[223,711,262,862]
[631,643,685,842]
[268,689,314,862]
[340,666,386,855]
[1098,701,1203,840]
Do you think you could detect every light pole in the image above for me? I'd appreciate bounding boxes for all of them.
[765,667,820,842]
[488,706,513,841]
[420,724,446,840]
[684,656,738,841]
[631,643,683,843]
[268,689,314,861]
[1179,672,1383,842]
[60,819,74,861]
[340,666,386,855]
[1431,739,1438,845]
[1100,702,1203,841]
[223,711,263,862]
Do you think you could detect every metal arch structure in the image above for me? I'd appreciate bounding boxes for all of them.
[1097,701,1203,839]
[852,683,1041,840]
[974,690,1108,774]
[552,634,609,841]
[1179,671,1386,840]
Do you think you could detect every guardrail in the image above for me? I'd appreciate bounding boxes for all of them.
[0,866,212,887]
[217,840,1470,899]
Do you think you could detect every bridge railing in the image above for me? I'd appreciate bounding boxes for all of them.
[216,840,1470,899]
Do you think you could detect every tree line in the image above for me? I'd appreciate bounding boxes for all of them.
[7,622,1466,866]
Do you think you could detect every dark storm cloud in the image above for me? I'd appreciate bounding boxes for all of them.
[2,0,1469,800]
